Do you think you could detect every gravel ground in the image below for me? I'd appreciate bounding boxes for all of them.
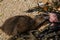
[0,0,48,40]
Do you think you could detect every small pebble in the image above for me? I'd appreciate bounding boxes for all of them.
[0,0,3,2]
[0,13,3,17]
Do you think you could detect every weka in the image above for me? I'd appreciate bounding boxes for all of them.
[0,15,36,35]
[0,15,46,36]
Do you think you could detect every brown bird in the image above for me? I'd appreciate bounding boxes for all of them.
[0,15,47,36]
[0,15,35,36]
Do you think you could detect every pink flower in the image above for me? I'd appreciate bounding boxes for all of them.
[49,13,58,26]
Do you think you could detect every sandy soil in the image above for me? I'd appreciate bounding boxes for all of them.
[0,0,48,40]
